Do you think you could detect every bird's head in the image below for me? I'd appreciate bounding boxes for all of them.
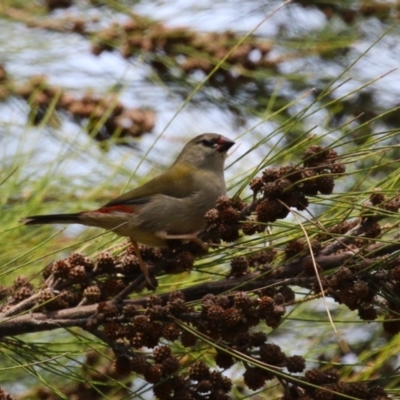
[173,133,235,173]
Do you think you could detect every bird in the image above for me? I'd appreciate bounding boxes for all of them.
[21,133,235,288]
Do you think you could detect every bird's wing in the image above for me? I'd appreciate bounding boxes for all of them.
[103,162,198,207]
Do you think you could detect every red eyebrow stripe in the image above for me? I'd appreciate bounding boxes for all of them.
[96,205,136,214]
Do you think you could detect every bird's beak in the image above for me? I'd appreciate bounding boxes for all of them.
[216,136,235,153]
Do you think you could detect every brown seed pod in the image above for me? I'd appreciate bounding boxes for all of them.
[302,145,329,167]
[205,208,220,224]
[83,285,101,303]
[262,167,281,183]
[330,163,346,175]
[316,174,335,195]
[370,190,386,205]
[219,207,239,223]
[218,223,240,242]
[230,256,249,277]
[189,360,210,381]
[286,355,306,373]
[249,177,264,194]
[144,363,163,383]
[243,366,269,391]
[153,345,172,363]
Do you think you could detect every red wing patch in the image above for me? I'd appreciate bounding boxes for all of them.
[96,205,136,214]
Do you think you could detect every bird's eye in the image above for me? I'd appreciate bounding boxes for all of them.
[201,139,216,148]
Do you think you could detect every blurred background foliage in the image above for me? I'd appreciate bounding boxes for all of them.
[1,0,400,399]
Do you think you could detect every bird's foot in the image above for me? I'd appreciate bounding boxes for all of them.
[130,239,157,290]
[156,231,209,252]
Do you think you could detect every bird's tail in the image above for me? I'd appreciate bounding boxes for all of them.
[21,213,83,225]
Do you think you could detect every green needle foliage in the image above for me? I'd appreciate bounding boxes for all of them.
[1,1,400,399]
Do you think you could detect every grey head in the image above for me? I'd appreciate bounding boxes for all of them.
[172,133,235,174]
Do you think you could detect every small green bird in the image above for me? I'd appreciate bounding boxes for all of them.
[22,133,235,287]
